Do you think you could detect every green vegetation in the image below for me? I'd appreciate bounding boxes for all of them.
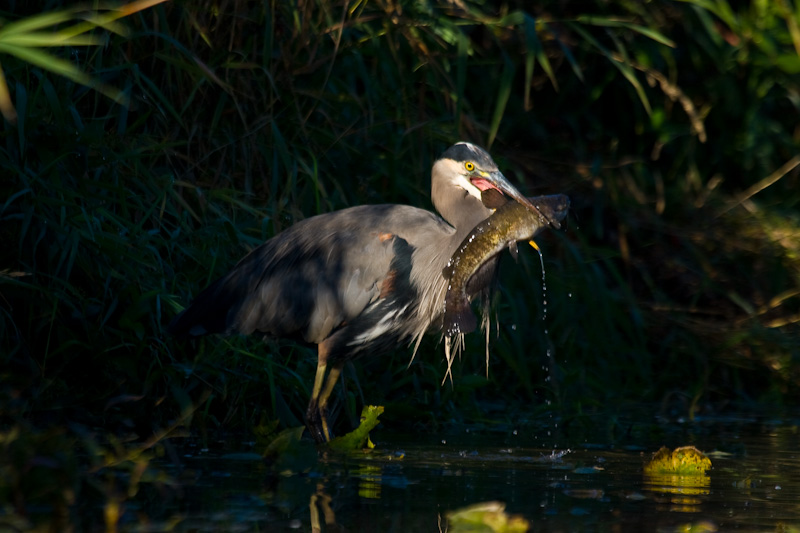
[446,501,530,533]
[328,405,383,451]
[1,0,799,525]
[644,446,712,476]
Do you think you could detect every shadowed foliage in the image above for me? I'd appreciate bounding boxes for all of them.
[1,0,799,526]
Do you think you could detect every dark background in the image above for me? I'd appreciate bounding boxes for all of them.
[1,0,799,516]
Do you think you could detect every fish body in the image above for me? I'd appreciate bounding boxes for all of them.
[442,194,569,337]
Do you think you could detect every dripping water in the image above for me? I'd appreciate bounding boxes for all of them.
[532,243,548,324]
[532,242,560,448]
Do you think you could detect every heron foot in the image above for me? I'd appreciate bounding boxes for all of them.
[305,401,332,444]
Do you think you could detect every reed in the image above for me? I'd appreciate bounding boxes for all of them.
[1,0,798,449]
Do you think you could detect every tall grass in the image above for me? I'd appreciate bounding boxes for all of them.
[1,0,799,448]
[3,1,800,525]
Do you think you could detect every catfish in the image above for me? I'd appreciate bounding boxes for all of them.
[442,193,569,337]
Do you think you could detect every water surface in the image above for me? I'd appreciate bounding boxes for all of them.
[138,417,800,532]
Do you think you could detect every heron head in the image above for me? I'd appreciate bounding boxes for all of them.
[432,142,537,215]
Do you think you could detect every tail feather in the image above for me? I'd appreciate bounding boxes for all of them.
[167,277,239,337]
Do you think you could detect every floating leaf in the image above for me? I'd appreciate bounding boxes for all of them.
[644,446,712,476]
[328,405,384,451]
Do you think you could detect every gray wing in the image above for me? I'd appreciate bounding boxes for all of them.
[168,205,452,345]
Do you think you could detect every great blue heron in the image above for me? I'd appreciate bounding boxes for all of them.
[168,142,564,443]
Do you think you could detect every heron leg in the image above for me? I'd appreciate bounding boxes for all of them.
[307,359,329,443]
[306,340,342,443]
[317,363,342,441]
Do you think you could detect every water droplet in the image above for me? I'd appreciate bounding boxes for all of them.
[533,246,548,322]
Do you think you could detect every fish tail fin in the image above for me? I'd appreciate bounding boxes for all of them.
[443,297,478,337]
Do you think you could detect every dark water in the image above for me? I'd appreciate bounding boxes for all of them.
[126,417,800,532]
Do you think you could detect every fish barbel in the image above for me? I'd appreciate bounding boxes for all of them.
[442,194,570,337]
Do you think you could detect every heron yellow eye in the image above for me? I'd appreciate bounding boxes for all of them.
[464,162,475,172]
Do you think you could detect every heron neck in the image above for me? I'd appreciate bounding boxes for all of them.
[437,191,494,240]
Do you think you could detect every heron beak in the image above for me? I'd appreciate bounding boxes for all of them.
[480,170,539,213]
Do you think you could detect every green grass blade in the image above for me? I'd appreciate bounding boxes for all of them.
[567,22,651,113]
[524,14,558,99]
[0,9,75,37]
[68,17,129,38]
[0,33,106,47]
[550,24,584,82]
[676,0,738,29]
[487,56,515,148]
[0,43,128,105]
[0,42,90,84]
[575,16,676,47]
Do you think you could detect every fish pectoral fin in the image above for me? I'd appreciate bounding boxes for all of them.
[443,297,478,337]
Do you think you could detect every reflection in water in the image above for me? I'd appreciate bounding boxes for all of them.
[355,463,383,499]
[309,483,336,533]
[11,420,800,531]
[644,473,710,512]
[445,500,531,532]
